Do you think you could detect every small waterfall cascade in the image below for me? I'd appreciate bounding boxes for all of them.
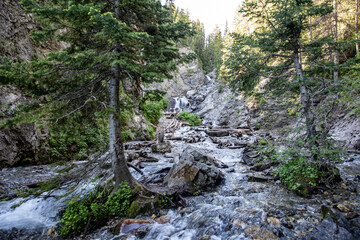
[170,96,190,112]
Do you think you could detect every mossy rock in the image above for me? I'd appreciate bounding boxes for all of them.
[127,195,162,218]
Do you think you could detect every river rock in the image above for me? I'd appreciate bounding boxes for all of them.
[304,217,354,240]
[244,225,278,240]
[156,215,170,224]
[164,146,224,192]
[206,130,230,137]
[151,141,172,153]
[113,219,152,235]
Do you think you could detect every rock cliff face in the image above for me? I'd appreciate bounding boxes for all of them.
[0,123,49,168]
[0,1,60,168]
[146,48,205,98]
[0,0,64,61]
[187,71,249,128]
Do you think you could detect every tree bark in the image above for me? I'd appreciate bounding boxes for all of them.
[333,0,339,81]
[356,0,359,55]
[293,51,317,144]
[308,16,314,70]
[109,0,136,190]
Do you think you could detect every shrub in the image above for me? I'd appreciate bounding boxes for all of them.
[276,137,342,196]
[59,182,132,237]
[178,111,202,126]
[139,90,168,124]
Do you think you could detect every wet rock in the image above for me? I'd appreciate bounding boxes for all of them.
[242,151,259,166]
[155,215,170,224]
[353,139,360,151]
[206,130,230,137]
[335,203,352,213]
[126,151,140,162]
[151,141,172,153]
[232,219,247,229]
[47,226,56,237]
[250,163,273,172]
[113,219,152,235]
[304,217,354,240]
[267,217,282,226]
[244,225,278,240]
[179,207,192,216]
[247,173,275,183]
[164,146,224,192]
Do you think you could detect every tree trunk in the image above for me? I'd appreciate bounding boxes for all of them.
[109,0,136,190]
[333,0,339,81]
[293,51,317,144]
[308,16,314,70]
[356,0,359,55]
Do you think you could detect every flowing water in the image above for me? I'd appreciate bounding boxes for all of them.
[92,126,360,240]
[0,99,359,239]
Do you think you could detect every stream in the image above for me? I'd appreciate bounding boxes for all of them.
[1,121,359,239]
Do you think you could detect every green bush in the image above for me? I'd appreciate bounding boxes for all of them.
[178,111,202,126]
[277,156,322,196]
[59,182,132,237]
[139,90,168,124]
[276,137,342,196]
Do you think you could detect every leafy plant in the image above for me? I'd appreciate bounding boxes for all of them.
[59,182,132,237]
[276,137,342,196]
[139,90,169,124]
[178,111,201,126]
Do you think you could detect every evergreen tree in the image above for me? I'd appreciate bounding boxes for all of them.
[223,0,336,144]
[14,0,192,189]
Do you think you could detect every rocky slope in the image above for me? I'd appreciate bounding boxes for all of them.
[146,47,205,98]
[0,0,64,61]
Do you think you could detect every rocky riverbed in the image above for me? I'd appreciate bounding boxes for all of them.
[1,121,359,240]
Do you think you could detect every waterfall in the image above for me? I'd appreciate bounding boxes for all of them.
[171,96,189,112]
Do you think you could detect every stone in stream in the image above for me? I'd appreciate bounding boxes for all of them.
[242,151,260,166]
[304,217,354,240]
[244,225,278,239]
[113,219,152,236]
[205,130,230,137]
[247,173,276,183]
[151,141,172,153]
[164,146,224,192]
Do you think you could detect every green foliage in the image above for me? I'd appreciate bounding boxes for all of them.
[140,90,169,124]
[59,182,132,237]
[145,124,156,140]
[121,130,133,141]
[178,111,202,126]
[276,136,342,196]
[0,0,193,165]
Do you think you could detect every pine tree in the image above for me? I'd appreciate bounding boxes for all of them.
[17,0,192,190]
[223,0,335,145]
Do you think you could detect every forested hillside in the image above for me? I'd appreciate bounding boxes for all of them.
[0,0,360,239]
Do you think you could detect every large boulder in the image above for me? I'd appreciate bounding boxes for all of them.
[0,123,49,168]
[304,217,354,240]
[164,146,224,192]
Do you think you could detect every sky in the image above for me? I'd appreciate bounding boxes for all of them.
[168,0,243,36]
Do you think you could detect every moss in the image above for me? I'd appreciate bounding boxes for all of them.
[10,202,22,209]
[39,177,61,192]
[127,195,162,218]
[56,165,75,174]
